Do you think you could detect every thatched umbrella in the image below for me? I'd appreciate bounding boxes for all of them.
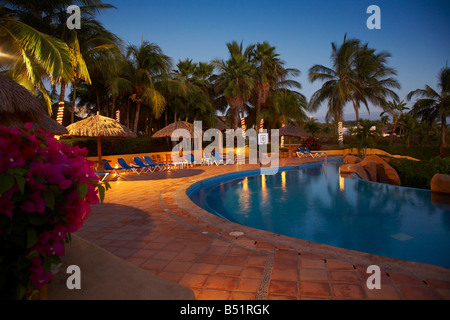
[65,113,136,165]
[152,121,203,156]
[152,121,199,138]
[278,124,311,158]
[0,75,68,134]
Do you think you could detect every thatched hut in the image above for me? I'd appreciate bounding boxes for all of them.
[278,124,311,158]
[65,113,136,166]
[0,75,68,134]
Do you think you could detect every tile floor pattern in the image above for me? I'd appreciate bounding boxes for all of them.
[76,159,450,300]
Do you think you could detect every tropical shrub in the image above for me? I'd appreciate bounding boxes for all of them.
[302,136,322,150]
[0,124,109,299]
[389,157,450,189]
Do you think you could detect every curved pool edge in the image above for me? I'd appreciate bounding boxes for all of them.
[175,163,450,283]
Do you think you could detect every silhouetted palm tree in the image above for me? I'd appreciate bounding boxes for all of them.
[407,66,450,149]
[212,41,255,130]
[124,41,173,133]
[309,35,400,147]
[380,100,409,146]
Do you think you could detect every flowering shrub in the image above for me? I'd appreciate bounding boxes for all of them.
[302,137,322,150]
[0,124,109,299]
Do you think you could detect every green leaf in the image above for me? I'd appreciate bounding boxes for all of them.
[98,184,105,203]
[12,167,27,176]
[43,191,55,210]
[77,183,88,200]
[0,173,14,194]
[28,212,49,226]
[27,227,38,248]
[26,249,39,260]
[15,175,26,194]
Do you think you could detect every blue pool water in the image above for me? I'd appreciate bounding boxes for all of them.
[188,161,450,268]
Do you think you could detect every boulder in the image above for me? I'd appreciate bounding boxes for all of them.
[339,163,369,181]
[339,155,401,186]
[343,155,362,164]
[360,160,377,182]
[431,174,450,195]
[359,155,401,186]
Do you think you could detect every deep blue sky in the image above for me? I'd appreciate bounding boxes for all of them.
[95,0,450,122]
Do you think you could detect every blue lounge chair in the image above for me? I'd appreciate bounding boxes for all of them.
[143,156,171,171]
[186,153,202,166]
[296,147,310,158]
[117,158,146,175]
[305,147,326,157]
[102,160,125,176]
[133,157,157,173]
[95,171,110,182]
[203,152,217,165]
[211,152,232,164]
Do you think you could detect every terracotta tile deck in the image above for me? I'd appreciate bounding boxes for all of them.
[76,158,450,300]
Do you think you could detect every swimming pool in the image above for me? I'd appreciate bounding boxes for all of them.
[188,161,450,268]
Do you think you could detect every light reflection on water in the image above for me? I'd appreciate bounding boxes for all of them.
[189,162,450,268]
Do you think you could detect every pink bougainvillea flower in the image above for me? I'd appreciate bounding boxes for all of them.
[29,257,53,289]
[0,188,16,219]
[1,124,104,297]
[40,163,72,190]
[20,191,46,214]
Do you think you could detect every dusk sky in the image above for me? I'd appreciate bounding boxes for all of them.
[96,0,450,122]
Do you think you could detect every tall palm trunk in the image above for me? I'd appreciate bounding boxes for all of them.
[389,117,398,146]
[228,96,242,130]
[338,109,344,148]
[256,83,269,130]
[133,101,141,133]
[441,114,447,148]
[56,80,66,124]
[71,80,77,124]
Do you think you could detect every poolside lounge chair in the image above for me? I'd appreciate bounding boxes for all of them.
[305,147,327,157]
[296,147,310,158]
[143,156,171,171]
[186,153,203,166]
[95,171,110,182]
[102,160,125,176]
[133,157,157,173]
[203,152,216,166]
[212,151,232,164]
[117,158,146,175]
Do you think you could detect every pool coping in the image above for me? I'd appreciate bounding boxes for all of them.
[171,162,450,283]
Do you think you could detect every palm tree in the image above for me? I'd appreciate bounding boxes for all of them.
[68,17,123,123]
[124,41,175,133]
[380,100,409,146]
[309,35,362,147]
[304,117,321,137]
[1,0,117,119]
[262,90,308,128]
[170,59,215,125]
[352,45,400,121]
[249,41,282,129]
[397,113,418,148]
[212,41,255,130]
[309,35,400,147]
[250,41,302,131]
[350,119,380,157]
[407,66,450,150]
[0,2,74,114]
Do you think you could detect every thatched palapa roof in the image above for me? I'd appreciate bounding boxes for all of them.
[0,75,68,134]
[152,121,202,138]
[65,113,136,138]
[278,124,310,138]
